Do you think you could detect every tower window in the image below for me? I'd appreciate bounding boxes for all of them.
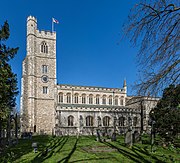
[42,65,48,73]
[41,42,48,53]
[43,86,48,94]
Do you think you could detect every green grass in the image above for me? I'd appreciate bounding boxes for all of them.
[0,135,179,163]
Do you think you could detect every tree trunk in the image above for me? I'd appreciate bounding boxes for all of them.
[15,114,18,139]
[6,115,11,145]
[0,118,2,146]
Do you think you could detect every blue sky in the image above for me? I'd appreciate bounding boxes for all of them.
[0,0,139,110]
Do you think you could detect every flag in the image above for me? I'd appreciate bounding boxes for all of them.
[52,17,59,24]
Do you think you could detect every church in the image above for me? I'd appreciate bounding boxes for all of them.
[20,16,158,135]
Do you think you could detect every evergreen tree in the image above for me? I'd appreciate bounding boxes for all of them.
[0,21,19,143]
[150,84,180,142]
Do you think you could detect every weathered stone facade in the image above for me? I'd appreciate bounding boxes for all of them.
[21,16,159,135]
[21,16,56,134]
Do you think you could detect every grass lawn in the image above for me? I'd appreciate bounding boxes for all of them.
[0,135,179,163]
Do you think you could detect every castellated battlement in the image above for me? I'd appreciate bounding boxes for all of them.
[36,29,56,40]
[27,15,56,39]
[27,15,37,22]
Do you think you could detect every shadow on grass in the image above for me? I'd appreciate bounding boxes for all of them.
[102,141,165,163]
[69,157,116,163]
[57,137,78,163]
[32,136,69,163]
[132,145,165,163]
[0,135,51,162]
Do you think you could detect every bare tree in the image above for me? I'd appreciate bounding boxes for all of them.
[123,0,180,96]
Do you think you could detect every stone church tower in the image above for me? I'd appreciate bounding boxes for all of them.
[21,16,56,134]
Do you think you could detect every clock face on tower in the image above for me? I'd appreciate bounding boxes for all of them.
[41,75,49,83]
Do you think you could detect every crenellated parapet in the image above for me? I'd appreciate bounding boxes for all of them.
[27,15,37,22]
[36,29,56,40]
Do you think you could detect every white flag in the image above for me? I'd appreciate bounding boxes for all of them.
[52,18,59,24]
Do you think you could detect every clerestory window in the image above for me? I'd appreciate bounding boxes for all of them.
[74,93,78,103]
[115,96,118,105]
[89,94,93,104]
[58,93,63,103]
[102,95,106,105]
[96,95,100,104]
[82,94,86,104]
[67,93,71,103]
[109,96,112,105]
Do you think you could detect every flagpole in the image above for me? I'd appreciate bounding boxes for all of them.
[52,18,54,32]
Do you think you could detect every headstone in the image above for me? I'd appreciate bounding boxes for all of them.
[96,129,101,142]
[133,131,140,143]
[111,132,116,141]
[107,129,112,138]
[32,142,38,153]
[125,131,132,147]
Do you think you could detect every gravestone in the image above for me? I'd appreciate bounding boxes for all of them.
[32,142,38,153]
[111,132,116,141]
[133,131,140,143]
[125,131,132,147]
[96,129,101,142]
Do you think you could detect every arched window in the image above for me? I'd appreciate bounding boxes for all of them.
[115,96,118,105]
[41,42,48,53]
[86,116,93,126]
[82,94,86,104]
[74,93,78,103]
[109,95,112,105]
[68,115,74,126]
[133,117,138,126]
[102,95,106,105]
[42,65,48,74]
[58,92,63,103]
[119,117,125,126]
[67,93,71,103]
[96,95,100,104]
[89,94,93,104]
[103,116,110,126]
[120,96,124,106]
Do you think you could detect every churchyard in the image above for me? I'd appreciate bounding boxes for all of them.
[0,134,179,163]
